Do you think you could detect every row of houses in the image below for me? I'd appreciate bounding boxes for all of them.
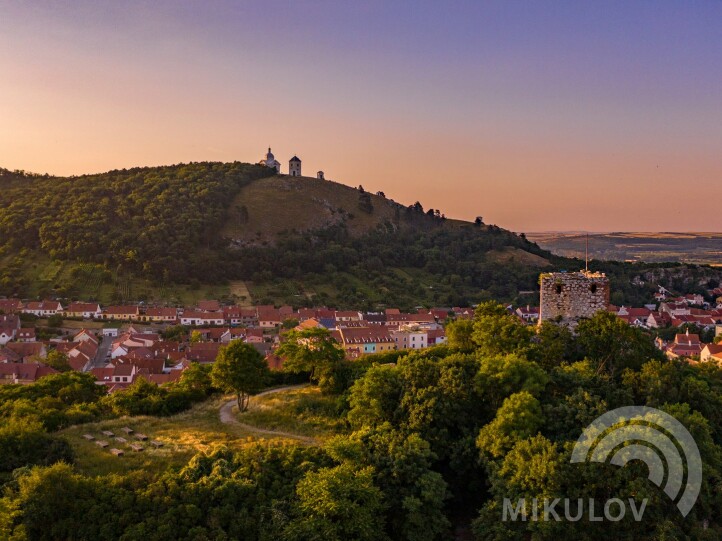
[0,298,469,329]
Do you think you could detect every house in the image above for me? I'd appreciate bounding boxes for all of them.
[337,327,396,356]
[0,347,21,363]
[390,326,428,350]
[5,341,46,362]
[701,343,722,363]
[386,312,437,328]
[66,340,98,371]
[113,356,165,375]
[73,329,99,345]
[683,293,705,306]
[64,302,102,319]
[515,305,540,323]
[110,332,161,359]
[23,301,63,317]
[180,311,225,326]
[257,307,283,328]
[223,307,258,327]
[0,363,58,385]
[145,371,184,385]
[16,328,36,342]
[0,314,21,345]
[143,307,178,323]
[334,311,362,322]
[659,302,691,317]
[185,343,222,364]
[0,299,23,314]
[666,331,703,359]
[427,328,447,345]
[197,300,222,312]
[102,305,141,321]
[646,311,672,329]
[362,313,387,326]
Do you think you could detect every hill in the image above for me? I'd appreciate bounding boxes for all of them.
[527,232,722,266]
[1,162,717,309]
[0,163,559,308]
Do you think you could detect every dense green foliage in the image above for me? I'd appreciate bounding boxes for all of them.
[0,163,269,289]
[3,307,722,539]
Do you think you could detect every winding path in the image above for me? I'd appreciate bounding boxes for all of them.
[219,384,317,445]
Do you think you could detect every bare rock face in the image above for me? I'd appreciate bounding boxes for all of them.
[539,271,610,324]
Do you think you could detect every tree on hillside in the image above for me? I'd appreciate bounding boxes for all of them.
[211,341,270,412]
[276,327,345,393]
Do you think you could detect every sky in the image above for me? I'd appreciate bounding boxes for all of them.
[1,1,721,232]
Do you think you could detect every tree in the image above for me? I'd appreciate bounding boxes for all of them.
[475,354,549,409]
[472,301,534,357]
[277,327,345,393]
[282,317,300,330]
[211,341,270,412]
[189,330,202,344]
[476,391,544,459]
[445,318,475,351]
[576,311,661,377]
[43,350,71,372]
[284,464,388,541]
[47,314,63,327]
[531,321,575,369]
[474,216,483,226]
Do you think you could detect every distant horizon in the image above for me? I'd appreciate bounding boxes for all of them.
[2,1,721,231]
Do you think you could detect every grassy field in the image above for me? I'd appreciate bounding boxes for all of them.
[240,386,348,439]
[59,396,288,477]
[222,175,401,240]
[59,388,338,477]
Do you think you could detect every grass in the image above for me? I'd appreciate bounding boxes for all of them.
[59,397,256,477]
[221,175,400,240]
[240,386,348,439]
[59,389,339,478]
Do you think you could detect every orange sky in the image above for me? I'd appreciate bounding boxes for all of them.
[1,2,721,232]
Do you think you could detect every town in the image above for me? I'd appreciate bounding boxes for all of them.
[2,270,721,390]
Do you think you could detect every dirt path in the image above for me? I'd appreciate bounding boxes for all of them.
[219,384,317,445]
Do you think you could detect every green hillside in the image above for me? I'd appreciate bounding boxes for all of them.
[2,162,714,309]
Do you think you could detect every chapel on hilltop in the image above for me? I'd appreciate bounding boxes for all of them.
[259,147,281,173]
[259,147,326,180]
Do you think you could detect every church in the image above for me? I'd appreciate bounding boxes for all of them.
[259,147,281,173]
[259,147,325,180]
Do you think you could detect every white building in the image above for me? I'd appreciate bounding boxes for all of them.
[289,155,302,177]
[391,326,428,350]
[259,147,281,173]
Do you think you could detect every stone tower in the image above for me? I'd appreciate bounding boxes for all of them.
[289,156,301,177]
[539,271,610,324]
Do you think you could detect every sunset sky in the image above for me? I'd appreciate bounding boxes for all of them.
[1,1,721,232]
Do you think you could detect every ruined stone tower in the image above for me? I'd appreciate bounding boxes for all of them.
[539,271,610,324]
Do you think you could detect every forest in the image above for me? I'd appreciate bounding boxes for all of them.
[2,306,722,540]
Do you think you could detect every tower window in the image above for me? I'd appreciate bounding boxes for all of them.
[590,284,598,294]
[555,284,562,294]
